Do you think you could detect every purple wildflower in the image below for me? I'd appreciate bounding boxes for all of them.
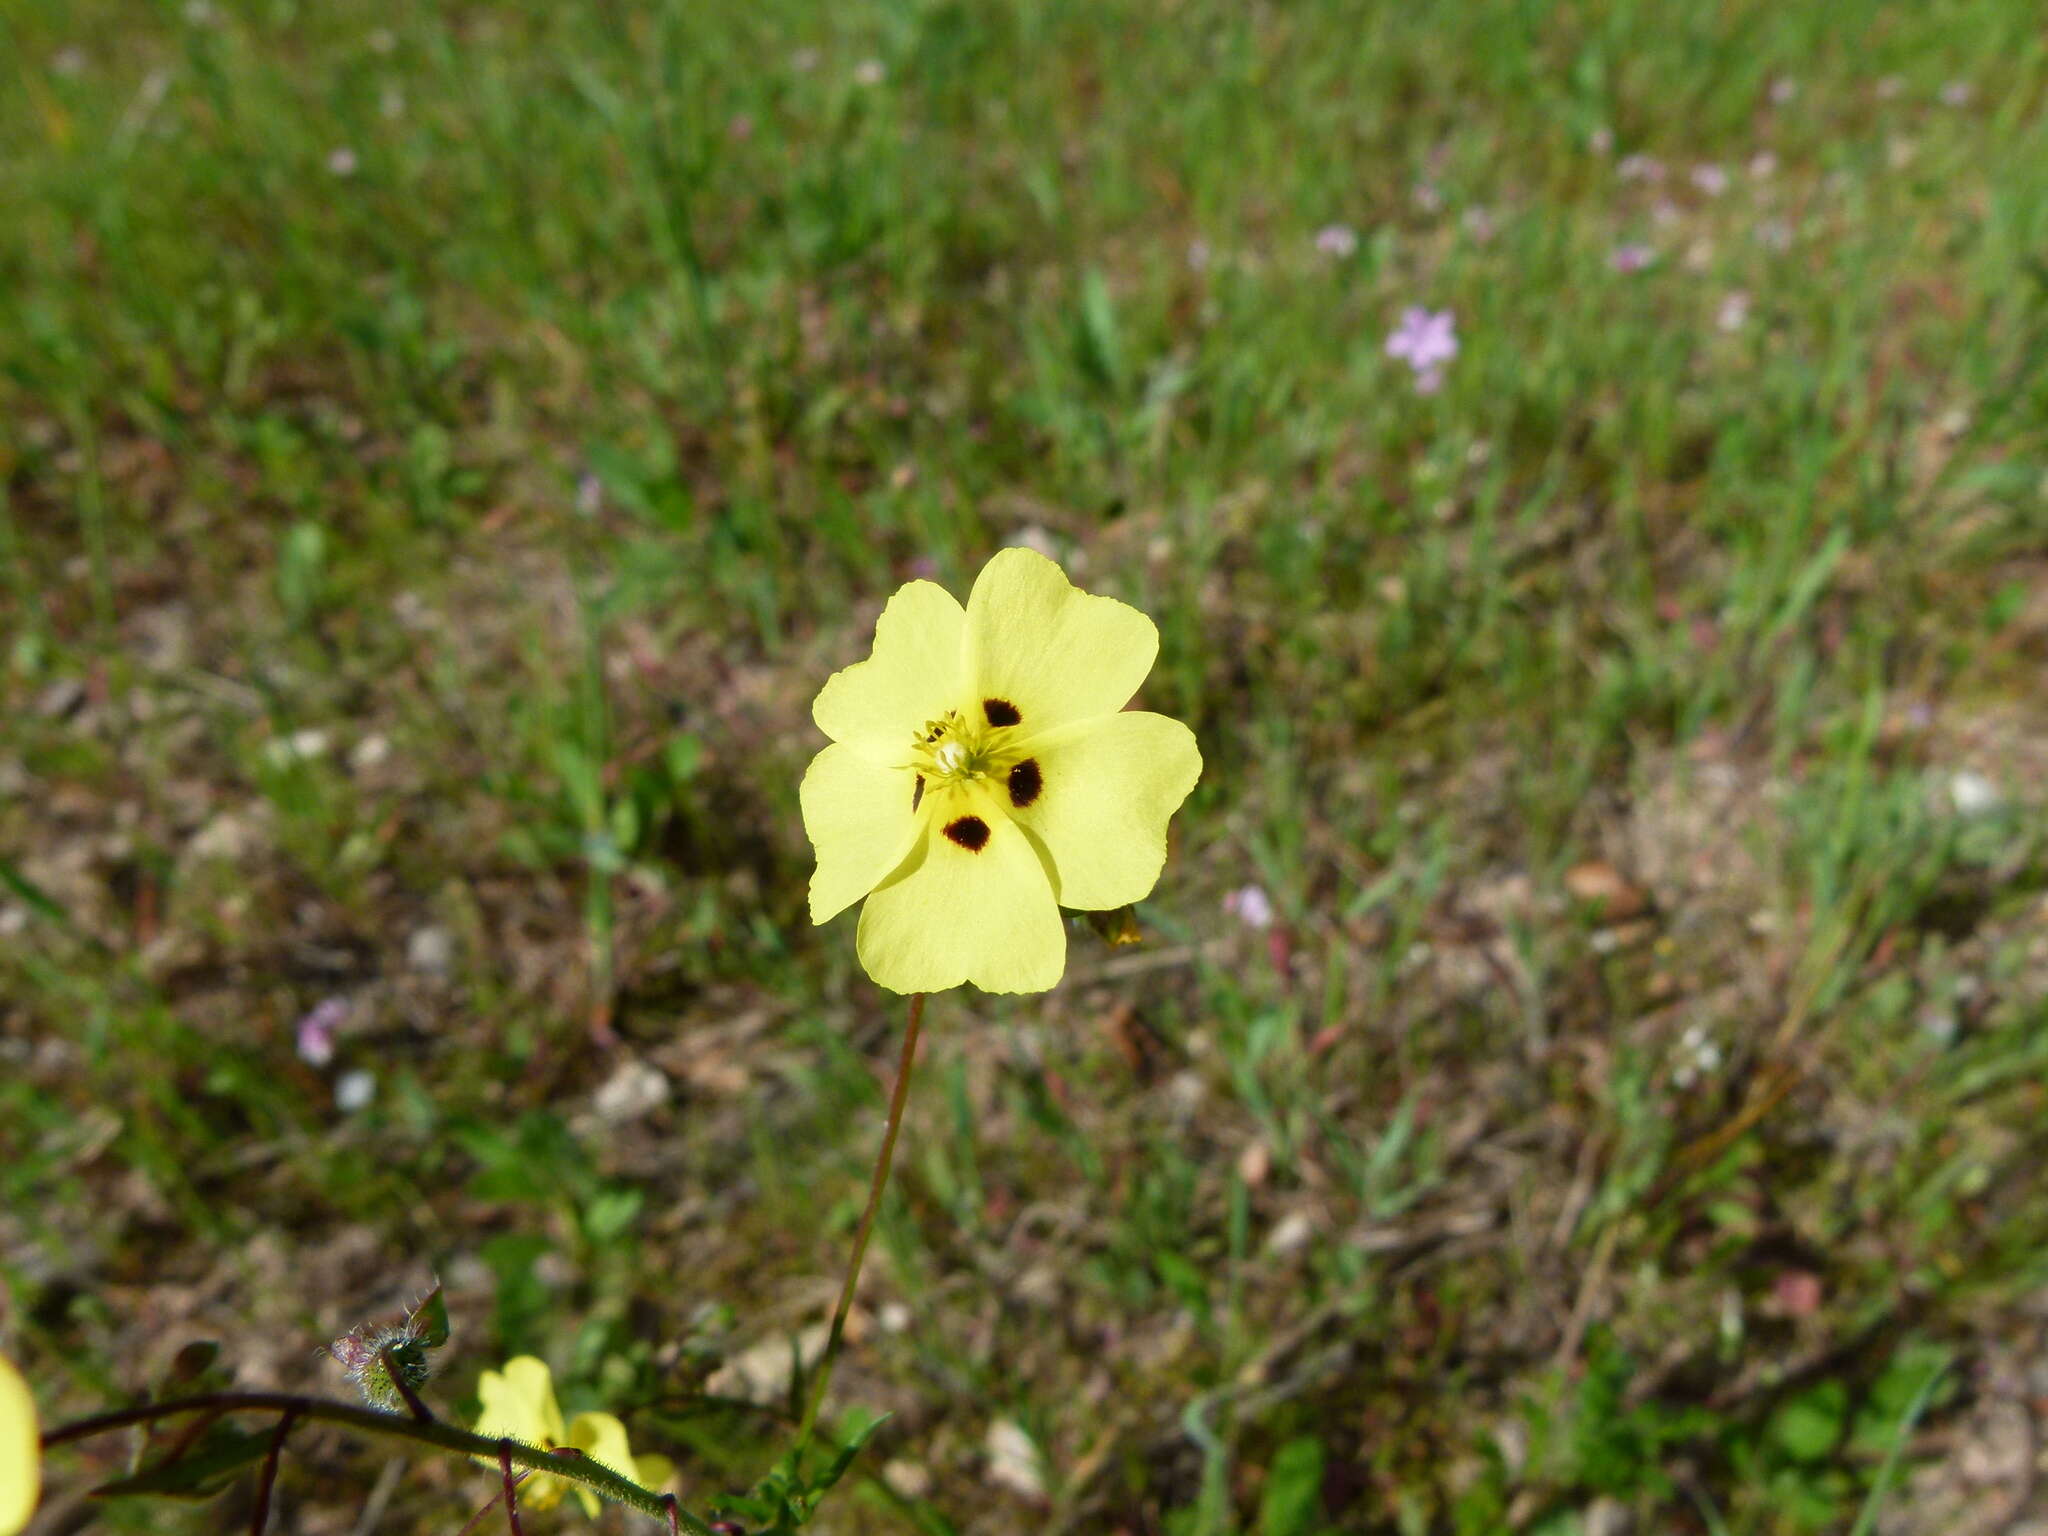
[1617,153,1665,183]
[1385,307,1458,376]
[296,996,350,1066]
[1223,885,1275,931]
[1939,79,1972,108]
[1609,243,1656,273]
[1314,224,1359,259]
[1716,291,1751,332]
[1690,163,1729,196]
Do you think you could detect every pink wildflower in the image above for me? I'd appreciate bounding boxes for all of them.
[1314,224,1359,259]
[1223,885,1275,931]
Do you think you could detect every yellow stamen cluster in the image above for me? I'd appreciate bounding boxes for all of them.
[909,709,1022,798]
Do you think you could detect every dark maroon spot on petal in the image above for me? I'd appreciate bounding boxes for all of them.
[982,698,1022,727]
[1007,758,1042,808]
[911,774,925,812]
[943,815,991,851]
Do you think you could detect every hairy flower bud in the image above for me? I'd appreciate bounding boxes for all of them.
[326,1285,449,1411]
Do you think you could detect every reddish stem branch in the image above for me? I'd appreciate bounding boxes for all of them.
[159,1402,230,1467]
[249,1409,299,1536]
[498,1441,525,1536]
[456,1490,509,1536]
[380,1346,435,1423]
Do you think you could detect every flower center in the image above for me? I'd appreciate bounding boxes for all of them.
[912,709,1000,783]
[906,702,1047,819]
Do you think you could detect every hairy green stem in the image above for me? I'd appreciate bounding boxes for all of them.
[793,990,928,1464]
[43,1393,711,1534]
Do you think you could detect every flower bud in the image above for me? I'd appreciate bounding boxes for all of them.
[326,1285,449,1411]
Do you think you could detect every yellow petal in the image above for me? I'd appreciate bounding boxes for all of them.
[813,580,967,763]
[565,1412,641,1519]
[856,786,1065,993]
[1003,712,1201,910]
[964,548,1159,739]
[474,1356,569,1507]
[520,1469,570,1512]
[0,1354,38,1536]
[475,1356,567,1450]
[801,742,924,923]
[634,1454,676,1491]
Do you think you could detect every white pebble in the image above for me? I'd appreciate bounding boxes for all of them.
[335,1069,377,1112]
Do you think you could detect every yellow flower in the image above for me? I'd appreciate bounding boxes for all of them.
[0,1353,38,1536]
[802,547,1202,993]
[473,1356,673,1518]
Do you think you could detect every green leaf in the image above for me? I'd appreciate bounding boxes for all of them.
[810,1413,890,1499]
[410,1284,450,1348]
[277,519,328,626]
[98,1425,274,1500]
[582,1187,644,1244]
[0,854,84,935]
[160,1341,222,1391]
[1258,1436,1326,1536]
[1154,1250,1208,1311]
[1075,268,1123,394]
[1769,1380,1848,1464]
[664,734,701,785]
[1850,1349,1953,1536]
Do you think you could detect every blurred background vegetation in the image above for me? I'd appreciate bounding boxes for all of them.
[5,1,2048,1531]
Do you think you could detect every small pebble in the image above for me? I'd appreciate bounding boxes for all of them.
[1265,1210,1315,1257]
[984,1419,1046,1501]
[335,1069,376,1112]
[265,728,331,767]
[591,1058,670,1123]
[405,926,454,977]
[1949,770,2000,816]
